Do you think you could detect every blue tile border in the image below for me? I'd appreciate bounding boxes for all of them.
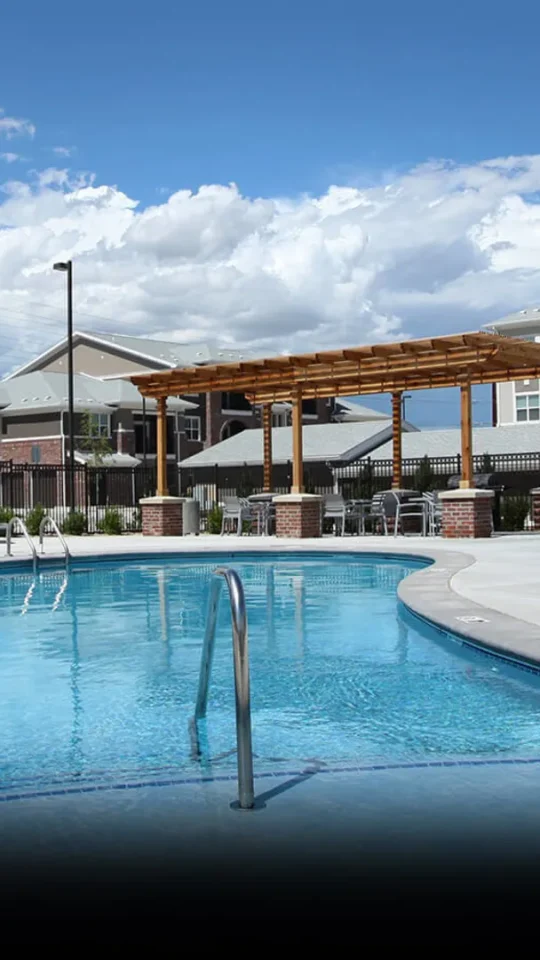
[2,755,540,804]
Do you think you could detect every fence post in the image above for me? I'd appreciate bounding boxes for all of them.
[214,463,220,506]
[9,459,13,508]
[456,453,461,479]
[287,460,292,491]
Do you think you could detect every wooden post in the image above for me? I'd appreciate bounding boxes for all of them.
[391,391,402,490]
[156,396,168,496]
[291,386,304,494]
[460,383,473,489]
[262,403,273,492]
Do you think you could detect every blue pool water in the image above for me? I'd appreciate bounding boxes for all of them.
[1,552,540,794]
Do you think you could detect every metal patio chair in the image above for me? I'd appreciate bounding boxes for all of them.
[220,497,255,536]
[323,494,347,536]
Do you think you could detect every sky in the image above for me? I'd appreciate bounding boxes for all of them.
[2,0,540,425]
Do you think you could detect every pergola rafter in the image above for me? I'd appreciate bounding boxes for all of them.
[130,331,540,497]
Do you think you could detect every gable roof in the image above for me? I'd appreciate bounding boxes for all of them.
[362,423,540,461]
[179,419,417,469]
[5,330,257,380]
[0,371,197,416]
[484,308,540,335]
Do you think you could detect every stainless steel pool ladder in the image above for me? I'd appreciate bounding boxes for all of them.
[5,517,38,574]
[39,515,71,566]
[192,567,255,810]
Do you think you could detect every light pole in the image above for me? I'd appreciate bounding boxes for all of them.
[401,393,412,420]
[53,259,75,512]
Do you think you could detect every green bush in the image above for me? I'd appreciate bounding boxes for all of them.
[62,511,87,536]
[206,504,223,534]
[500,495,531,532]
[25,504,47,536]
[98,508,123,535]
[412,455,437,493]
[0,506,14,524]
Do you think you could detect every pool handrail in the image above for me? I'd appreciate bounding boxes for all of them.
[39,515,70,565]
[193,567,255,810]
[5,517,38,575]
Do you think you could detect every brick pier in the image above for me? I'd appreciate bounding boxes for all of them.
[531,488,540,531]
[140,496,183,536]
[439,489,494,539]
[273,494,323,538]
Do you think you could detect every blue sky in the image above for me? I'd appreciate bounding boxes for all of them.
[1,0,540,425]
[4,0,540,202]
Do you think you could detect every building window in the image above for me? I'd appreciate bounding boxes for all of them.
[221,391,252,412]
[272,411,288,427]
[302,399,317,416]
[516,394,540,421]
[185,416,201,441]
[88,414,110,437]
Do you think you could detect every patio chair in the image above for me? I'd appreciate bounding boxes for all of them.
[220,497,255,536]
[363,493,390,536]
[423,491,443,537]
[323,494,347,536]
[393,492,427,537]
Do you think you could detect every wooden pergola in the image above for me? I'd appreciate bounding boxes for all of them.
[131,331,540,497]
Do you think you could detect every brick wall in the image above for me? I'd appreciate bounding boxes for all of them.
[532,490,540,531]
[275,498,322,538]
[0,438,62,464]
[441,496,493,539]
[141,498,183,536]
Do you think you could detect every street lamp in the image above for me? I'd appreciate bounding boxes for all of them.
[401,393,412,420]
[53,259,75,512]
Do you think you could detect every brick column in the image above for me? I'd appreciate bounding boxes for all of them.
[531,488,540,531]
[273,493,322,538]
[439,489,494,539]
[140,496,183,536]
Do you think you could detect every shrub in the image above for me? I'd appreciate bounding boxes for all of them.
[62,511,87,536]
[0,506,14,524]
[206,504,223,534]
[98,508,123,535]
[412,455,437,493]
[500,495,531,532]
[25,503,47,537]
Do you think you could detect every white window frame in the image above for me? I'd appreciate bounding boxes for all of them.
[185,415,201,441]
[515,391,540,422]
[89,413,110,436]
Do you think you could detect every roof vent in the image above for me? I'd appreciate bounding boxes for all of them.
[44,395,51,400]
[32,396,39,401]
[21,397,28,402]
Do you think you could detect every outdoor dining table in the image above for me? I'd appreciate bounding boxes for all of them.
[246,493,277,535]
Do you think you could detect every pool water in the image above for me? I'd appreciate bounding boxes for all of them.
[1,552,540,794]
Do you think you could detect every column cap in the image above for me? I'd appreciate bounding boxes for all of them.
[438,489,494,500]
[273,493,323,503]
[140,496,184,504]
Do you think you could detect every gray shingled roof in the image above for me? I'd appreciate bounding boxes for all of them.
[365,424,540,461]
[333,399,389,421]
[87,333,256,367]
[485,307,540,333]
[179,420,416,468]
[0,371,197,415]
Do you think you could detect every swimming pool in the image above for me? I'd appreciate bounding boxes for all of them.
[1,551,540,796]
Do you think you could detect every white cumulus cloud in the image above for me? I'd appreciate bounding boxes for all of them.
[0,153,19,164]
[52,146,73,157]
[2,155,540,376]
[0,109,36,140]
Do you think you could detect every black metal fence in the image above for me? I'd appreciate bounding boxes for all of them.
[1,451,539,533]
